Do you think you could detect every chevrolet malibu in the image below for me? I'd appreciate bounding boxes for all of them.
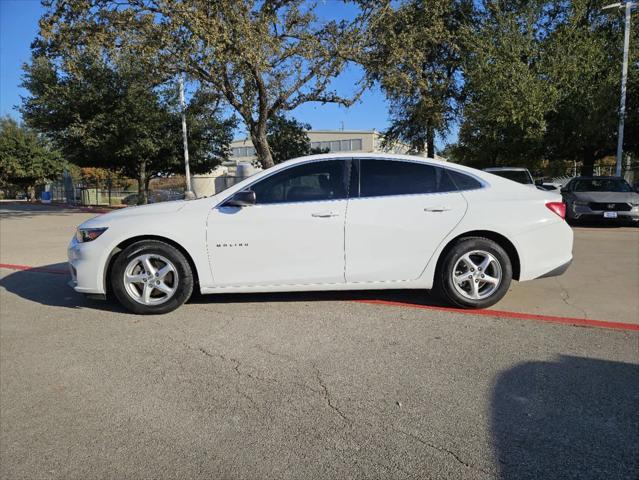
[68,154,573,314]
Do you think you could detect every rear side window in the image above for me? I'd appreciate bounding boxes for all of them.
[359,160,457,197]
[446,170,483,191]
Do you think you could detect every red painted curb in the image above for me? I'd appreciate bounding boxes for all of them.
[0,263,68,275]
[354,299,639,332]
[1,262,636,332]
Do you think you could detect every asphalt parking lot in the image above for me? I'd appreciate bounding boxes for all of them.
[1,203,638,480]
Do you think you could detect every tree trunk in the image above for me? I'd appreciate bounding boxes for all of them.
[137,161,148,205]
[581,151,595,177]
[426,126,435,159]
[145,175,152,203]
[250,123,274,169]
[27,184,36,202]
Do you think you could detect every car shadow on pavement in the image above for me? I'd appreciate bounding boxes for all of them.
[0,264,126,313]
[569,220,639,229]
[491,355,639,480]
[0,262,448,312]
[188,288,450,308]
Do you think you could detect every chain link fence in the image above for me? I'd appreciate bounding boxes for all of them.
[38,173,247,207]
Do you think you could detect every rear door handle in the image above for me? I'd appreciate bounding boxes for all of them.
[424,207,451,212]
[312,212,339,218]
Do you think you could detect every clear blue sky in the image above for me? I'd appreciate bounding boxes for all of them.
[0,0,455,147]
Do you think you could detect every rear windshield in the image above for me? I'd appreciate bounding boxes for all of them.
[573,179,632,192]
[489,170,533,185]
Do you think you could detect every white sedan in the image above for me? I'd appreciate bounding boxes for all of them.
[68,153,573,314]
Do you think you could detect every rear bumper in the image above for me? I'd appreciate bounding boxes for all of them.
[514,220,574,282]
[535,258,572,279]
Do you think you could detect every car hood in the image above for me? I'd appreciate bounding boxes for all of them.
[569,191,639,203]
[80,200,187,228]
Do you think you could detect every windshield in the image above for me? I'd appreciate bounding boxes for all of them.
[490,170,533,185]
[573,179,632,192]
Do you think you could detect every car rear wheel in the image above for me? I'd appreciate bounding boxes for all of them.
[111,240,193,314]
[436,237,512,309]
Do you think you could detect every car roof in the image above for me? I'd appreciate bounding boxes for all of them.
[571,176,623,180]
[483,167,529,171]
[271,152,496,180]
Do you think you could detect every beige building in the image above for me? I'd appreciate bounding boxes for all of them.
[229,129,438,164]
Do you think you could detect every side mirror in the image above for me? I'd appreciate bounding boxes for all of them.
[224,190,256,207]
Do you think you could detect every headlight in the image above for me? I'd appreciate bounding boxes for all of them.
[76,227,108,243]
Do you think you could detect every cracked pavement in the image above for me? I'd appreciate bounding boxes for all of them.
[1,203,638,479]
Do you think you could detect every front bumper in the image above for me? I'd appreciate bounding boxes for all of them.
[569,204,639,221]
[67,236,107,294]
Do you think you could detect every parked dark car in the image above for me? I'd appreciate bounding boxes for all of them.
[561,176,639,223]
[122,189,184,206]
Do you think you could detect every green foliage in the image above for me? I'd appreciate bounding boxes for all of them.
[267,115,314,165]
[36,0,368,168]
[0,116,65,199]
[21,53,236,204]
[453,0,638,173]
[364,0,473,157]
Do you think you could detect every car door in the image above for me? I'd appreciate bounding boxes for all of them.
[345,159,468,283]
[207,159,350,287]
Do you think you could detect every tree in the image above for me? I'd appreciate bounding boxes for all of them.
[453,1,638,173]
[21,53,236,204]
[0,116,65,200]
[37,0,368,169]
[267,114,318,165]
[452,1,555,168]
[363,0,472,157]
[542,0,637,175]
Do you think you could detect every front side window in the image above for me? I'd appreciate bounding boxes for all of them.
[359,159,457,197]
[251,160,349,204]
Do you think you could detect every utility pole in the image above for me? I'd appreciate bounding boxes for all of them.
[603,2,636,177]
[178,74,195,199]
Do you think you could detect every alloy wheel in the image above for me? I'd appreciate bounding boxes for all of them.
[451,250,502,301]
[123,254,179,306]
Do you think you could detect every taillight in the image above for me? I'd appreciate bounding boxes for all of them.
[546,201,566,219]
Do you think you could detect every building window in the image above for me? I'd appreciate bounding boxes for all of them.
[307,138,364,153]
[232,147,256,157]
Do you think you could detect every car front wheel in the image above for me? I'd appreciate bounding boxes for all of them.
[111,240,194,314]
[436,237,512,309]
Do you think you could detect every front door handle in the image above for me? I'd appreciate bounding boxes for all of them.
[424,206,451,212]
[312,212,339,218]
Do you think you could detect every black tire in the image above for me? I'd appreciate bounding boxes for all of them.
[435,237,512,309]
[111,240,193,314]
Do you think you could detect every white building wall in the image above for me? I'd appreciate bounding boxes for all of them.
[229,130,417,164]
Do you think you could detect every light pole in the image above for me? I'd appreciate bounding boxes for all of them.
[603,1,637,177]
[178,74,195,199]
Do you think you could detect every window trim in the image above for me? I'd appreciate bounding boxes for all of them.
[351,158,486,200]
[217,158,353,208]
